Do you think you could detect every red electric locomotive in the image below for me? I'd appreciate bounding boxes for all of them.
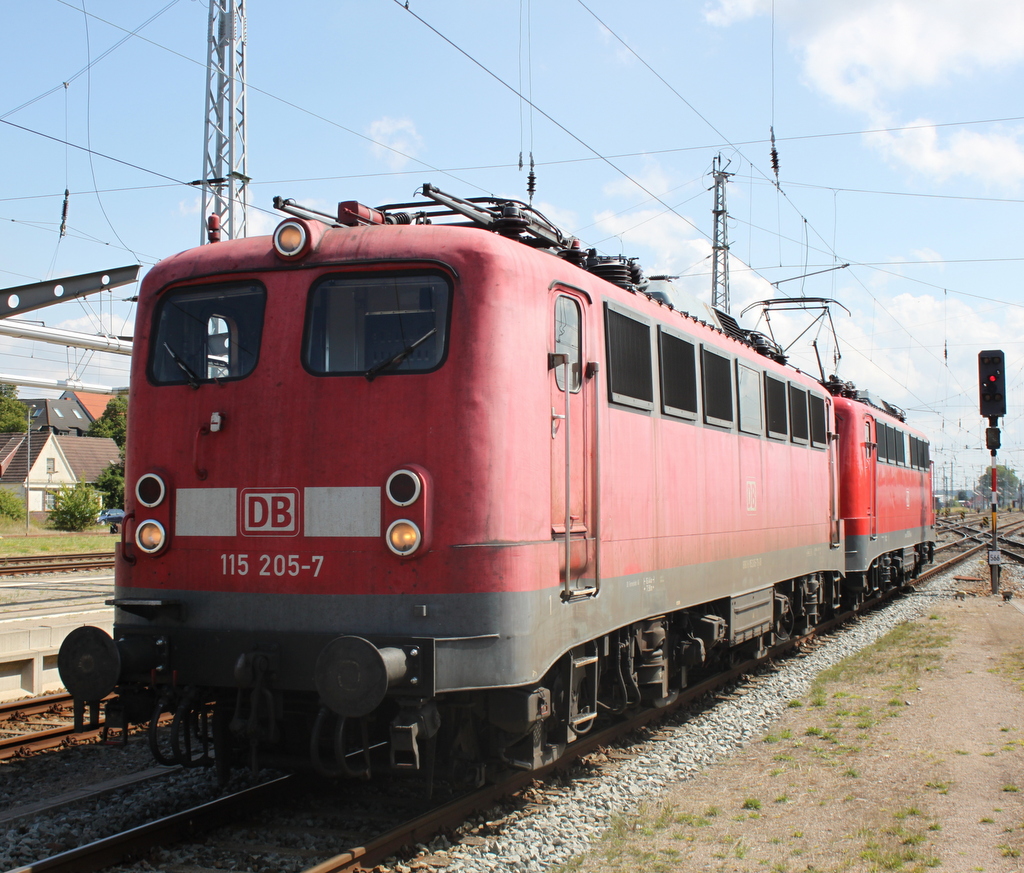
[832,389,935,593]
[58,185,933,780]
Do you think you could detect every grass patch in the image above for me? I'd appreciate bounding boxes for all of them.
[0,525,116,556]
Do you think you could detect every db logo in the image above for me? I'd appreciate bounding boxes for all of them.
[240,488,300,537]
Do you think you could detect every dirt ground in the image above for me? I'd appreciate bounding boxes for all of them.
[573,572,1024,872]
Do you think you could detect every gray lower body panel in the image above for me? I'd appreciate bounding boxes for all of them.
[115,540,844,695]
[845,526,934,574]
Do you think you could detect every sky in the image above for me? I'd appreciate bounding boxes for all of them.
[2,0,1024,495]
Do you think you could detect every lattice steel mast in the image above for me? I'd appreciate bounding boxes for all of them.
[710,154,732,314]
[200,0,248,243]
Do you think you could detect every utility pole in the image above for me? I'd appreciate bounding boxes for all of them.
[199,0,248,243]
[710,154,732,314]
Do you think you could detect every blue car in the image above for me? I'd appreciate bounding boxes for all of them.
[97,508,125,526]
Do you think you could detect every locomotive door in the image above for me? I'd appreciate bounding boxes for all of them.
[866,417,878,540]
[550,292,593,594]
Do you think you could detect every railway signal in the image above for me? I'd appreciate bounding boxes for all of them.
[978,350,1007,594]
[979,350,1006,418]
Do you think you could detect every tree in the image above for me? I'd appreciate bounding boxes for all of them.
[0,488,26,521]
[94,447,125,509]
[0,384,27,433]
[975,465,1020,508]
[87,395,128,448]
[49,482,101,532]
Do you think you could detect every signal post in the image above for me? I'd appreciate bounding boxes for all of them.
[979,350,1006,594]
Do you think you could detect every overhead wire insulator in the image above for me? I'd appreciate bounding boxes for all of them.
[527,153,536,203]
[59,189,69,238]
[769,126,780,182]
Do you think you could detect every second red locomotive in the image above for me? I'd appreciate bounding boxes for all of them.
[59,185,934,780]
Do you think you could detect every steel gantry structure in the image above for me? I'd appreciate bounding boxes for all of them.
[199,0,248,243]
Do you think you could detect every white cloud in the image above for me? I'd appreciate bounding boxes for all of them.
[796,1,1024,115]
[367,117,424,171]
[867,122,1024,184]
[703,0,770,27]
[705,0,1024,182]
[178,195,201,216]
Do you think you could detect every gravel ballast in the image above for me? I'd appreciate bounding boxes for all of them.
[0,566,976,873]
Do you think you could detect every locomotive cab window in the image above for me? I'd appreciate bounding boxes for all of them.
[554,296,582,393]
[305,272,450,376]
[150,282,266,385]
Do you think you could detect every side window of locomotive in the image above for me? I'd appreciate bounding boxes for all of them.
[150,283,266,385]
[910,435,929,470]
[701,347,733,428]
[604,303,653,410]
[765,374,788,440]
[305,273,450,376]
[894,429,906,466]
[553,296,582,393]
[809,394,828,448]
[658,328,697,420]
[877,422,891,463]
[865,420,874,458]
[789,385,809,444]
[736,362,762,435]
[920,437,930,469]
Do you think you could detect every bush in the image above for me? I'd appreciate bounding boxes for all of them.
[0,488,25,521]
[95,454,125,509]
[49,482,101,532]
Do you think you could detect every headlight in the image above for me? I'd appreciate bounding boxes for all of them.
[386,469,422,506]
[136,473,166,508]
[386,519,421,556]
[273,220,309,258]
[136,520,167,554]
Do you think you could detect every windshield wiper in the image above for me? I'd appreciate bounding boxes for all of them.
[164,342,201,389]
[364,328,437,382]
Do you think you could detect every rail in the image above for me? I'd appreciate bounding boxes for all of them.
[0,551,115,577]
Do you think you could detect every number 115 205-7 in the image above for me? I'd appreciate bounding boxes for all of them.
[221,554,324,577]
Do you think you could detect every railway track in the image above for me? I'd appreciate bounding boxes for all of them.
[0,551,115,577]
[0,693,109,761]
[2,532,1003,873]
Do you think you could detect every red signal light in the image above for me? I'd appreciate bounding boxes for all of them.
[979,350,1007,417]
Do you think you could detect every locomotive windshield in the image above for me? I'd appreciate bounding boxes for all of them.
[149,282,266,386]
[304,272,450,377]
